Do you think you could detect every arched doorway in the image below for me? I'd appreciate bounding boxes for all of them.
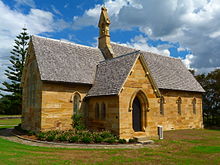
[129,89,149,132]
[132,97,142,131]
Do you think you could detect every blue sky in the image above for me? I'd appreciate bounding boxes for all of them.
[0,0,220,90]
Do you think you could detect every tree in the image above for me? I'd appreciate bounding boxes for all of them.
[195,69,220,127]
[0,28,30,114]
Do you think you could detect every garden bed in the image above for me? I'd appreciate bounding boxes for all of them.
[14,125,137,145]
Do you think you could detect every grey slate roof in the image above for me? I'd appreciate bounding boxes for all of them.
[111,43,205,93]
[32,35,104,84]
[87,52,140,97]
[30,35,205,94]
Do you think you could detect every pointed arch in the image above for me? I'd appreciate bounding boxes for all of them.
[71,92,82,114]
[159,96,165,115]
[95,103,100,119]
[192,97,196,114]
[176,97,182,115]
[129,89,149,131]
[101,102,106,120]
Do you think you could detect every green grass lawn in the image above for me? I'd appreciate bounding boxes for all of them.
[0,127,219,165]
[0,118,21,125]
[0,117,21,129]
[0,114,21,118]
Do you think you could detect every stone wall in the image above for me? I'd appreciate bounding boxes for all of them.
[158,90,203,130]
[87,96,119,135]
[21,45,42,132]
[118,58,203,139]
[22,51,203,138]
[40,82,91,131]
[119,58,158,139]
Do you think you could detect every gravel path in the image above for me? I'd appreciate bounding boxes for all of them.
[0,128,156,149]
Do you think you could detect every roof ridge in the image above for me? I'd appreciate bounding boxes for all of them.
[111,42,180,60]
[99,50,140,64]
[32,35,98,50]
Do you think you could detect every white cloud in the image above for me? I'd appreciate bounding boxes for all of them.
[122,35,170,56]
[51,5,62,16]
[182,54,194,69]
[0,1,65,91]
[73,0,220,72]
[209,31,220,38]
[15,0,36,8]
[177,47,186,52]
[73,0,141,29]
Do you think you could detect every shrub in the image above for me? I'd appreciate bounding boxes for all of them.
[37,132,46,140]
[69,136,79,143]
[72,114,85,131]
[128,138,137,143]
[104,137,116,144]
[46,135,56,141]
[35,128,118,144]
[81,136,92,143]
[100,131,114,139]
[93,135,103,143]
[56,134,68,141]
[118,139,127,144]
[27,130,35,136]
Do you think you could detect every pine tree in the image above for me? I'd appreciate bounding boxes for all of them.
[0,28,30,114]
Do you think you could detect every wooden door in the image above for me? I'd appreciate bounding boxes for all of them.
[132,97,142,131]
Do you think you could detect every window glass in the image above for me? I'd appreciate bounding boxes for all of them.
[177,97,182,115]
[95,103,99,119]
[159,96,165,115]
[192,98,196,114]
[101,103,106,120]
[73,93,81,114]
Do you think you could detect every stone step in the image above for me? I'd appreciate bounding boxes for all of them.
[133,132,146,137]
[138,140,154,144]
[133,136,154,144]
[134,136,148,141]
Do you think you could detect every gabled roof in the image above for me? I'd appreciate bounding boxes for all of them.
[87,52,161,97]
[31,35,104,84]
[111,43,205,93]
[87,52,139,97]
[29,35,205,93]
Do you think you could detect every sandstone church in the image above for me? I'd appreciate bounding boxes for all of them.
[21,7,204,139]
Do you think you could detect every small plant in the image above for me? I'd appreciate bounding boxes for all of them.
[37,132,46,140]
[128,138,137,143]
[27,130,35,136]
[56,134,68,141]
[104,137,116,144]
[93,135,103,143]
[46,135,55,141]
[81,136,92,143]
[118,139,127,144]
[69,136,79,143]
[72,114,85,131]
[100,131,114,139]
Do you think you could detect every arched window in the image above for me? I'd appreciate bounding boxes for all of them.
[73,93,81,114]
[159,96,165,115]
[95,103,99,119]
[101,103,106,120]
[176,97,182,115]
[192,98,196,114]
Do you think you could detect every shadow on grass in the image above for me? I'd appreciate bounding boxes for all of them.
[0,128,16,137]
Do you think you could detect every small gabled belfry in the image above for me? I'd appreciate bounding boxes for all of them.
[98,7,115,59]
